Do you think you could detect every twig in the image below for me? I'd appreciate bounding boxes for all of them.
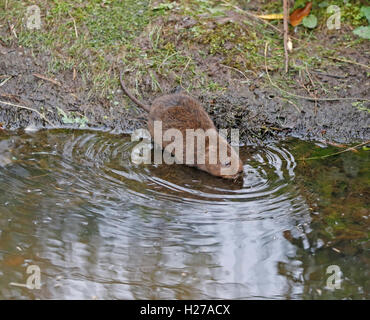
[27,173,50,180]
[157,52,178,72]
[0,93,21,102]
[329,56,370,70]
[298,140,369,161]
[0,76,11,87]
[305,66,319,112]
[8,21,17,38]
[312,71,347,79]
[180,56,192,86]
[264,42,370,102]
[220,64,250,81]
[0,100,55,127]
[283,0,289,73]
[277,96,301,113]
[261,125,284,132]
[69,13,78,38]
[33,73,61,86]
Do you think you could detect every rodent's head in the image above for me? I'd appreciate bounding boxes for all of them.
[196,132,244,180]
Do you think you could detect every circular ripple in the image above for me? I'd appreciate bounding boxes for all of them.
[0,129,310,299]
[2,130,301,219]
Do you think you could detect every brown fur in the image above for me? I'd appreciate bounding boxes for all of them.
[120,72,243,179]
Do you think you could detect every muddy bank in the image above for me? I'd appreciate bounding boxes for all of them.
[0,43,369,143]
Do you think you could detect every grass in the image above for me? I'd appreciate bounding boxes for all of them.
[1,0,162,95]
[0,0,368,101]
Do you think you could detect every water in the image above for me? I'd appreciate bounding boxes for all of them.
[0,129,368,299]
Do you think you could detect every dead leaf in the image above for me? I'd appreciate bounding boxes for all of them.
[290,2,312,27]
[256,13,284,20]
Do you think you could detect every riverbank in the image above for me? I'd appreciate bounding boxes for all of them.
[0,0,369,143]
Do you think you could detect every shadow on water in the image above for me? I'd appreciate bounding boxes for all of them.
[0,129,368,299]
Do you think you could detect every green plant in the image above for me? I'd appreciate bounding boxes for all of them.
[56,107,89,127]
[302,14,318,29]
[353,6,370,39]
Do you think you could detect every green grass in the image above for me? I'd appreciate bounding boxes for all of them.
[0,0,162,95]
[0,0,368,100]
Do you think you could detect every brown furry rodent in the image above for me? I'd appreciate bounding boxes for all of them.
[119,72,243,179]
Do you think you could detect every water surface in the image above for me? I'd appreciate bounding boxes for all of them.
[0,129,368,299]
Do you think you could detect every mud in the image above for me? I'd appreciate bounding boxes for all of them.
[0,42,369,144]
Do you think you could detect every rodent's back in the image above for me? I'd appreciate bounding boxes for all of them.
[148,94,215,133]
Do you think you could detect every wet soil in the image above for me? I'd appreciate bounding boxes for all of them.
[0,41,369,143]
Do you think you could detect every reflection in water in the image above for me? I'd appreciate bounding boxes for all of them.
[0,130,368,299]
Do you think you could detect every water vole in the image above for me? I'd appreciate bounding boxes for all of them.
[120,72,243,179]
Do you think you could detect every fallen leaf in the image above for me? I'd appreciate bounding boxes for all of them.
[290,2,313,27]
[256,13,284,20]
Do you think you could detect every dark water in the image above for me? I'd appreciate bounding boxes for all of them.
[0,129,368,299]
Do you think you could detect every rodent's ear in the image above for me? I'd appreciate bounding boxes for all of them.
[170,86,184,94]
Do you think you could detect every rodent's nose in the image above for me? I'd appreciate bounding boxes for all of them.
[237,169,244,178]
[224,168,244,180]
